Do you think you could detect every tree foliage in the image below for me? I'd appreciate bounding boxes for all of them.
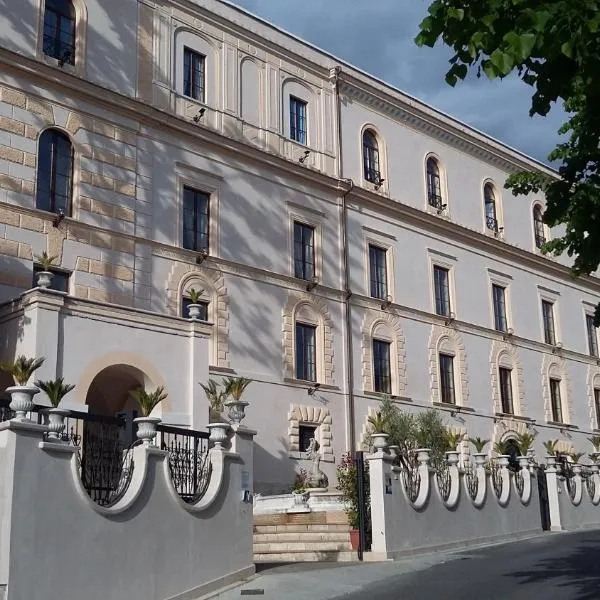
[416,1,600,323]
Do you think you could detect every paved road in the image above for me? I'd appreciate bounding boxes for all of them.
[211,530,600,600]
[333,530,600,600]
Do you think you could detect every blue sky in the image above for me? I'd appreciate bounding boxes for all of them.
[231,0,564,164]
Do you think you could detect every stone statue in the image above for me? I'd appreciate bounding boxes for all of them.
[306,437,329,490]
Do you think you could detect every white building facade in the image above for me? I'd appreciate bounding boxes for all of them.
[1,0,599,494]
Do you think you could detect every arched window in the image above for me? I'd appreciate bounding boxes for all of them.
[36,129,74,215]
[533,204,546,248]
[426,157,443,209]
[363,130,381,184]
[43,0,76,65]
[484,183,498,232]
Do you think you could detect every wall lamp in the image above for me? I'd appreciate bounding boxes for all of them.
[305,276,319,292]
[193,108,206,123]
[552,341,563,354]
[436,204,447,215]
[52,208,65,228]
[307,383,321,396]
[380,295,393,311]
[374,178,385,191]
[195,250,208,265]
[299,150,310,164]
[444,311,456,326]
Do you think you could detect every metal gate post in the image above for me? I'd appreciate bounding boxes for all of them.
[355,451,367,561]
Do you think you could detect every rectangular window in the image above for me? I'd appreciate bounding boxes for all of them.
[298,424,317,453]
[181,298,209,321]
[492,284,508,332]
[498,367,514,415]
[542,300,556,345]
[434,266,451,317]
[549,378,563,423]
[289,97,307,145]
[32,265,70,293]
[369,245,388,300]
[586,314,598,357]
[293,222,315,281]
[43,0,75,64]
[373,340,391,394]
[182,186,210,253]
[595,388,600,430]
[183,48,205,101]
[295,323,316,382]
[439,353,456,405]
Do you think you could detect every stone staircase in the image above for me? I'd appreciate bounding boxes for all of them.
[253,511,354,562]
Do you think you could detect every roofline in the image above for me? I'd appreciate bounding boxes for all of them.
[210,0,556,175]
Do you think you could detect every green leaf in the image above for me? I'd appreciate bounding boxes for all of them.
[490,49,515,76]
[503,31,537,61]
[561,41,573,58]
[530,10,551,32]
[448,7,464,20]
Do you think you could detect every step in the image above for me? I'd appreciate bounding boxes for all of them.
[254,532,350,544]
[253,541,353,553]
[254,551,356,563]
[254,524,350,534]
[254,512,347,526]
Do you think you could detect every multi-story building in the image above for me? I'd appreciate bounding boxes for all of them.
[0,0,599,494]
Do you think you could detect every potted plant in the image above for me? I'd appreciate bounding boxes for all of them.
[186,287,204,319]
[368,411,389,452]
[34,252,58,289]
[589,435,600,461]
[445,430,463,464]
[543,439,558,467]
[223,376,252,425]
[200,379,227,423]
[516,432,536,467]
[292,468,309,506]
[129,386,167,446]
[336,453,369,550]
[469,437,490,466]
[35,377,74,440]
[0,355,45,420]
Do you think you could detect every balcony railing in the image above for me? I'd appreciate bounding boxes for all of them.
[486,216,499,232]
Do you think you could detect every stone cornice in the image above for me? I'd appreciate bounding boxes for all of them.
[337,75,556,177]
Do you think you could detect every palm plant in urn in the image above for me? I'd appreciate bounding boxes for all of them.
[186,287,204,319]
[368,411,389,452]
[35,378,75,440]
[0,355,45,420]
[34,252,58,289]
[200,379,227,423]
[223,376,252,425]
[129,386,167,446]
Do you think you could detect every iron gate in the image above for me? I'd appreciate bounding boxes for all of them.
[537,465,551,531]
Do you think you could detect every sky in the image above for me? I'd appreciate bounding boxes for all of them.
[231,0,564,165]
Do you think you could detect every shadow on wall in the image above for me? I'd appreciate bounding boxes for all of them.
[254,438,299,496]
[510,531,600,598]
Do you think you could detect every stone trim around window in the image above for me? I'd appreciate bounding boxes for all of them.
[427,324,470,407]
[166,263,230,368]
[587,366,600,430]
[489,340,526,417]
[361,310,407,396]
[287,404,333,460]
[541,353,573,425]
[282,292,334,386]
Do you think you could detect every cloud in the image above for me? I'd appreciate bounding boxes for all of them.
[231,0,564,164]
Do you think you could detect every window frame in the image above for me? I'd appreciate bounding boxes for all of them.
[433,265,451,317]
[541,299,557,346]
[498,366,514,415]
[182,186,210,253]
[295,321,317,383]
[293,221,315,281]
[43,0,76,65]
[586,313,599,358]
[372,338,392,394]
[298,424,318,453]
[362,129,381,185]
[483,182,502,234]
[425,156,444,210]
[549,378,563,423]
[595,387,600,430]
[289,96,308,145]
[35,128,74,216]
[533,204,547,250]
[439,352,456,405]
[492,284,508,332]
[368,244,388,300]
[183,47,206,102]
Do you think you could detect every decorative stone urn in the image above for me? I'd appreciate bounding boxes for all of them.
[371,432,389,453]
[591,452,600,463]
[291,491,309,507]
[187,304,202,319]
[497,455,510,468]
[572,464,582,476]
[445,450,460,466]
[546,455,557,468]
[133,416,161,447]
[416,448,431,465]
[35,271,54,289]
[207,422,230,449]
[46,407,70,441]
[6,385,39,421]
[473,453,488,467]
[224,399,249,425]
[518,456,530,470]
[388,445,400,460]
[591,464,600,475]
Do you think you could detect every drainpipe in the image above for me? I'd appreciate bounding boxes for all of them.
[331,66,356,452]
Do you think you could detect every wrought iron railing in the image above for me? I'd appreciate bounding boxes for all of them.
[158,424,211,504]
[514,468,525,496]
[585,469,596,500]
[535,233,546,249]
[490,461,503,498]
[486,216,499,232]
[436,463,451,502]
[401,462,421,504]
[464,464,479,500]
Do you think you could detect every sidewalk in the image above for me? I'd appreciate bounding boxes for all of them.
[201,554,452,600]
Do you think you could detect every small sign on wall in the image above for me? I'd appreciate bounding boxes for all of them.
[385,474,392,495]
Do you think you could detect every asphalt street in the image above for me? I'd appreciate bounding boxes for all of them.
[212,530,600,600]
[334,530,600,600]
